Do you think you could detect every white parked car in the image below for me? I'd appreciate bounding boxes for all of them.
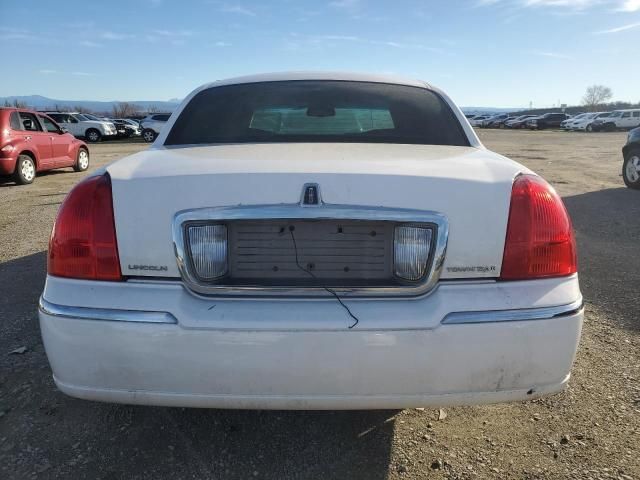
[560,114,585,130]
[39,73,583,410]
[592,109,640,131]
[46,112,117,142]
[140,113,171,142]
[468,114,492,127]
[569,112,608,132]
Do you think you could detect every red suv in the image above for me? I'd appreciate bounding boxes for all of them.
[0,108,89,185]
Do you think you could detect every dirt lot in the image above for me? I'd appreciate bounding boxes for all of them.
[0,131,638,480]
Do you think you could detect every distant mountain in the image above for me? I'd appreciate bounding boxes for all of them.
[0,95,181,114]
[460,107,522,114]
[1,94,523,116]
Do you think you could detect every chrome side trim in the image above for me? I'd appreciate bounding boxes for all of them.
[441,298,584,325]
[173,204,449,298]
[38,297,177,324]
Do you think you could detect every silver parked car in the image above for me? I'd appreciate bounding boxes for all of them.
[140,113,171,142]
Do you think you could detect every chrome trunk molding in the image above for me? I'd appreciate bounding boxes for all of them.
[39,297,177,324]
[39,295,582,326]
[172,204,449,298]
[441,298,584,325]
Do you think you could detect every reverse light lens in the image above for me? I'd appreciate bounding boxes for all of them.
[500,175,577,280]
[187,224,228,280]
[48,174,122,281]
[394,226,432,281]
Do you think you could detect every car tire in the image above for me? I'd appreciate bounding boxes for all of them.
[142,129,157,143]
[586,124,593,132]
[14,154,36,185]
[74,148,90,172]
[623,149,640,190]
[85,129,102,142]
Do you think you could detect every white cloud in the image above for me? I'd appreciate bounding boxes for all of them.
[38,69,95,76]
[329,0,361,7]
[523,0,600,7]
[79,40,100,47]
[595,21,640,33]
[618,0,640,10]
[478,0,638,11]
[220,4,256,16]
[295,33,446,53]
[0,27,35,40]
[144,29,194,45]
[214,41,232,47]
[531,50,573,59]
[101,31,135,40]
[318,34,361,41]
[150,29,193,37]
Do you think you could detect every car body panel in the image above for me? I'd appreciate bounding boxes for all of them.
[622,126,640,157]
[108,143,525,280]
[39,274,582,408]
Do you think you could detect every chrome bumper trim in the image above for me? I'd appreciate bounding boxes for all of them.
[441,298,583,325]
[40,296,583,327]
[38,297,177,324]
[172,204,449,298]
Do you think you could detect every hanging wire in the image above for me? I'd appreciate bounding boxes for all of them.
[288,227,360,329]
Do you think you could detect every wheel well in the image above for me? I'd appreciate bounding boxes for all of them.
[624,144,640,159]
[85,128,100,135]
[16,150,37,171]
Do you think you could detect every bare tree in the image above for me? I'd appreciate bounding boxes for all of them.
[582,85,613,111]
[112,102,139,118]
[147,105,160,113]
[3,99,28,108]
[73,105,92,114]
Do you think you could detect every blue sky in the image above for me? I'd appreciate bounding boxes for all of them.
[1,0,638,107]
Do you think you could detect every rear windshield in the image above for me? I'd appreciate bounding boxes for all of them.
[165,81,469,147]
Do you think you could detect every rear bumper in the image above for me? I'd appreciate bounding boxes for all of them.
[39,275,583,409]
[0,155,17,175]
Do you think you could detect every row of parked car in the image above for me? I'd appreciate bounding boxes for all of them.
[467,108,640,132]
[34,111,172,143]
[0,106,174,185]
[2,104,639,190]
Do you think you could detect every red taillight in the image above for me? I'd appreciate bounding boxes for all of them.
[48,174,122,281]
[500,175,577,280]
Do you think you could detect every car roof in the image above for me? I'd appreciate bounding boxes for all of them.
[0,107,45,114]
[199,71,431,90]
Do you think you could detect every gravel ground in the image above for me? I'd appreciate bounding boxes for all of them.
[0,131,638,480]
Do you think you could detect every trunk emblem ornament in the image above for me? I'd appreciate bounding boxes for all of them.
[301,183,322,206]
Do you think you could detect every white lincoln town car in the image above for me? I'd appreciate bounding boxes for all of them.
[39,72,583,409]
